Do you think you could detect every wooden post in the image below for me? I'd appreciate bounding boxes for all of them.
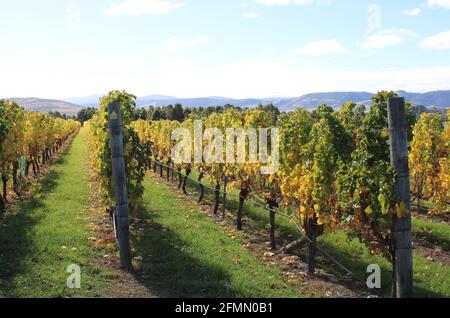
[108,102,132,271]
[269,203,276,251]
[171,162,175,181]
[222,177,228,219]
[387,97,413,298]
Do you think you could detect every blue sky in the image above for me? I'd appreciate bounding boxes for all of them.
[1,0,450,99]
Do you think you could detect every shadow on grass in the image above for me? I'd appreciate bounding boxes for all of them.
[0,169,62,296]
[0,141,73,297]
[154,171,449,298]
[181,175,298,240]
[413,230,450,251]
[132,204,240,298]
[315,239,447,298]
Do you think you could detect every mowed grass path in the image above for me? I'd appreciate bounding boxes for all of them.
[164,168,450,298]
[2,128,445,298]
[135,176,309,298]
[0,129,112,297]
[0,128,308,298]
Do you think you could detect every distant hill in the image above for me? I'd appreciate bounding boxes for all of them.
[63,95,102,108]
[5,98,82,116]
[139,94,178,101]
[137,91,450,110]
[7,91,448,116]
[395,90,450,108]
[275,92,375,111]
[63,94,180,108]
[134,96,260,108]
[132,91,450,111]
[61,90,450,111]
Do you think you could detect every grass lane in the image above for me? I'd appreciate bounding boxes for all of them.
[156,166,450,298]
[0,129,112,297]
[1,134,445,298]
[135,175,310,298]
[413,218,450,250]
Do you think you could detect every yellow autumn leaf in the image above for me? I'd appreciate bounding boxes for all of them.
[365,206,374,215]
[396,202,409,218]
[317,216,325,225]
[299,205,307,215]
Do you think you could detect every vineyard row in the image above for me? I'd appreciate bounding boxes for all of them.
[85,90,449,295]
[0,100,81,212]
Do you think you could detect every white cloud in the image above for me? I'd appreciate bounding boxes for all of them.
[66,4,81,29]
[420,30,450,50]
[243,12,260,18]
[0,50,51,67]
[427,0,450,9]
[290,40,346,56]
[2,50,450,99]
[360,29,416,49]
[136,63,450,98]
[162,35,211,53]
[403,8,421,16]
[255,0,331,6]
[158,57,192,67]
[106,0,186,16]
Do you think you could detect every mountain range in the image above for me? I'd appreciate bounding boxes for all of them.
[5,97,83,116]
[64,90,450,111]
[4,90,449,116]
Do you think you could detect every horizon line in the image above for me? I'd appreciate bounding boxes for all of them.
[5,88,450,103]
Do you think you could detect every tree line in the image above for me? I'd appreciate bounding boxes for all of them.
[76,100,443,126]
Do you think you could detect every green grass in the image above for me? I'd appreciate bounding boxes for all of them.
[412,198,450,215]
[134,176,310,298]
[413,218,450,250]
[318,232,450,297]
[153,166,450,298]
[1,138,447,298]
[0,129,112,297]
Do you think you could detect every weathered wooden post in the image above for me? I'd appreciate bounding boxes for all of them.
[387,97,413,298]
[171,162,175,181]
[108,102,132,271]
[222,177,228,219]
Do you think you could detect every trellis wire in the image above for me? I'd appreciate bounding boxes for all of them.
[149,158,362,282]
